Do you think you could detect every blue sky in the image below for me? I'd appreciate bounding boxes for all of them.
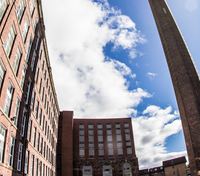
[42,0,199,168]
[105,0,200,153]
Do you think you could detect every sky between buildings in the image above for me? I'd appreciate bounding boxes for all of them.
[42,0,200,169]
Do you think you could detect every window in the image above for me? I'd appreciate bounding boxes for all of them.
[12,47,22,75]
[115,124,120,129]
[88,125,94,157]
[35,100,39,119]
[97,124,103,129]
[107,130,112,135]
[31,91,35,109]
[88,136,94,142]
[127,147,132,155]
[79,148,84,157]
[98,143,104,156]
[36,158,38,175]
[3,25,16,57]
[0,124,6,163]
[108,143,113,156]
[103,165,112,176]
[22,19,29,41]
[124,123,129,128]
[27,120,32,141]
[79,130,84,135]
[107,135,112,142]
[24,150,29,174]
[4,82,14,116]
[31,52,36,71]
[79,124,84,129]
[40,137,43,154]
[13,97,20,126]
[30,154,35,176]
[37,132,40,151]
[82,166,92,176]
[16,0,25,22]
[123,163,132,176]
[163,8,167,14]
[8,136,15,166]
[117,142,123,155]
[88,130,93,135]
[17,142,23,171]
[97,130,103,135]
[98,135,103,142]
[126,142,131,147]
[39,109,42,125]
[26,81,31,104]
[20,67,26,88]
[0,0,7,21]
[125,134,130,141]
[20,109,27,136]
[79,125,85,157]
[106,124,111,129]
[88,124,93,129]
[0,60,5,91]
[125,129,130,134]
[33,127,37,147]
[116,135,122,142]
[26,37,33,61]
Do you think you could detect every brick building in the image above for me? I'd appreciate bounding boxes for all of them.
[0,0,59,176]
[139,156,188,176]
[148,0,200,175]
[163,156,187,176]
[57,111,139,176]
[139,167,164,176]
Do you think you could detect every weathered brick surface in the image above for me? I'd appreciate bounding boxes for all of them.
[149,0,200,175]
[0,1,59,176]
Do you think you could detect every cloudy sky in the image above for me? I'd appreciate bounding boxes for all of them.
[42,0,200,169]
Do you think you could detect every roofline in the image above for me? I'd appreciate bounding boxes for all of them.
[37,0,60,113]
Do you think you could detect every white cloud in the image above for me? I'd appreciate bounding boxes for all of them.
[147,72,157,80]
[42,0,186,169]
[132,105,186,169]
[42,0,147,117]
[185,0,199,12]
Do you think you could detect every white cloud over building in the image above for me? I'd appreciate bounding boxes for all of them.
[42,0,186,168]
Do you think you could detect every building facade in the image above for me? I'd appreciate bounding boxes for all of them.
[139,167,164,176]
[57,112,139,176]
[139,156,188,176]
[148,0,200,175]
[0,0,59,176]
[163,156,187,176]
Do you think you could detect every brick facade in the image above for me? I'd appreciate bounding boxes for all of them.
[149,0,200,175]
[57,113,139,176]
[0,0,59,176]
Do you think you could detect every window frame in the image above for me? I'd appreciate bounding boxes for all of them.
[17,142,23,171]
[0,124,7,163]
[8,136,15,166]
[4,81,15,117]
[0,0,8,22]
[3,25,16,58]
[0,59,6,94]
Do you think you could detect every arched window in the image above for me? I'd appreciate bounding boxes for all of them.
[103,165,113,176]
[82,165,93,176]
[123,163,132,176]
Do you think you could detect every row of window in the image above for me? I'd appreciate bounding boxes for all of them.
[33,48,58,134]
[27,121,56,166]
[32,97,56,147]
[79,123,130,130]
[79,123,132,157]
[82,163,132,176]
[0,123,56,174]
